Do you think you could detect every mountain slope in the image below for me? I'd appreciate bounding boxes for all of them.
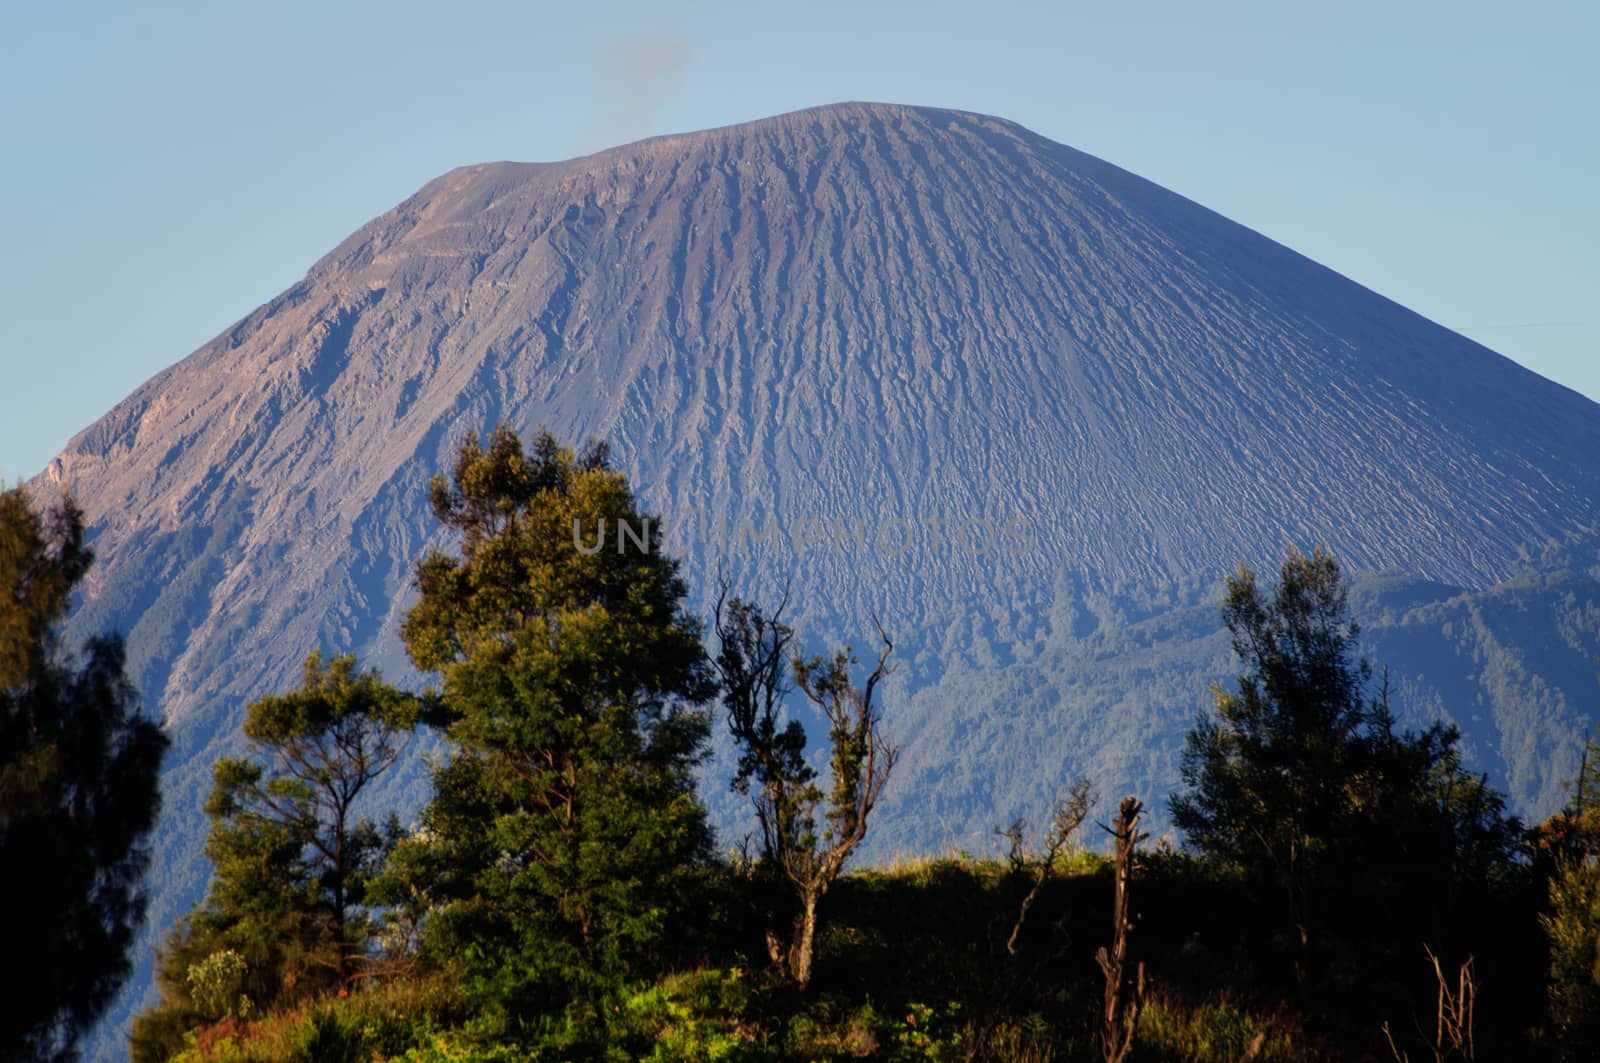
[39,102,1600,1055]
[52,104,1600,717]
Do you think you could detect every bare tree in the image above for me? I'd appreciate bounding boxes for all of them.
[1097,796,1148,1063]
[713,584,810,965]
[787,619,899,988]
[713,592,898,989]
[963,780,1095,1062]
[1382,946,1476,1063]
[999,777,1095,956]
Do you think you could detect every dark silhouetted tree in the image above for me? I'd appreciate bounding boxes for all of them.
[1171,548,1520,994]
[712,587,811,965]
[1096,796,1147,1063]
[1,486,166,1063]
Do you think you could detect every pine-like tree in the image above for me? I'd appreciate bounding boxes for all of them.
[1,486,167,1062]
[1171,548,1519,992]
[131,653,417,1059]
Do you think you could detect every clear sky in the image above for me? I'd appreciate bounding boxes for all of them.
[2,0,1595,480]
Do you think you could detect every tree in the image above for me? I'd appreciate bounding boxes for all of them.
[1096,796,1148,1063]
[997,777,1093,958]
[714,592,897,988]
[1171,549,1369,978]
[208,652,418,989]
[1545,853,1600,1056]
[131,653,417,1058]
[1170,548,1520,990]
[394,427,715,1028]
[0,486,167,1062]
[786,619,899,989]
[1542,709,1600,1057]
[712,588,811,964]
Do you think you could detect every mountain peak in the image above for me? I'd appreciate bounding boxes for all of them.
[55,106,1600,1051]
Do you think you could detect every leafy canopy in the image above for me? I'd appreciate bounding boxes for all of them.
[393,427,715,1030]
[131,653,417,1062]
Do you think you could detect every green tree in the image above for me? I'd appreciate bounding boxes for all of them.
[131,653,417,1058]
[0,486,167,1063]
[392,427,715,1033]
[1545,854,1600,1056]
[1543,712,1600,1057]
[1170,549,1372,976]
[1170,548,1519,991]
[210,652,419,989]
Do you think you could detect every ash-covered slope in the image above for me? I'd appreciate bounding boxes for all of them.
[53,103,1600,722]
[43,102,1600,1053]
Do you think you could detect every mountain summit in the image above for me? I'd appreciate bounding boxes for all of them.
[43,103,1600,1050]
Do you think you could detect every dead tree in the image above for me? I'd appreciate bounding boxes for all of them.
[713,585,811,965]
[712,586,804,861]
[714,593,898,989]
[1096,796,1148,1063]
[785,618,898,988]
[1382,947,1476,1063]
[1428,947,1476,1060]
[999,777,1095,955]
[962,780,1095,1062]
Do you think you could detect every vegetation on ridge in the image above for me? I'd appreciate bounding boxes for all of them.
[9,431,1599,1060]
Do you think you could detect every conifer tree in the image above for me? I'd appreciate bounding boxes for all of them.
[131,653,416,1059]
[1,486,166,1063]
[206,652,418,990]
[1171,548,1519,989]
[392,427,715,1028]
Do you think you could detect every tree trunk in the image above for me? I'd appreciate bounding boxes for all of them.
[791,891,819,989]
[1097,797,1146,1063]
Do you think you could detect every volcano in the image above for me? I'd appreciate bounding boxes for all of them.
[42,103,1600,1054]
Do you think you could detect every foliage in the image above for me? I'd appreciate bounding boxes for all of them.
[157,977,467,1063]
[1170,548,1523,999]
[132,653,418,1059]
[615,969,762,1061]
[111,448,1590,1062]
[1170,549,1382,966]
[214,652,419,986]
[186,950,252,1022]
[0,486,167,1062]
[1136,993,1328,1063]
[1544,854,1600,1056]
[1542,707,1600,1058]
[130,844,1545,1062]
[392,426,716,1029]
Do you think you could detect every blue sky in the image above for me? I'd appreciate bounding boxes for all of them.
[2,0,1595,480]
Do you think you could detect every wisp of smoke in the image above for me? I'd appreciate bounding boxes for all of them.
[589,35,693,150]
